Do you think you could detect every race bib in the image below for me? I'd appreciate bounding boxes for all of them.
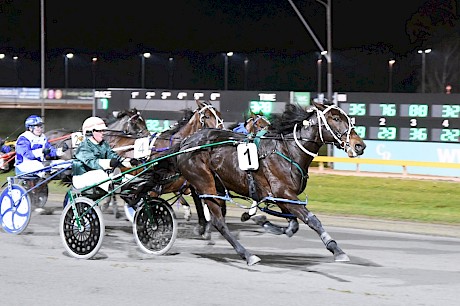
[237,143,259,171]
[71,132,84,148]
[134,137,151,159]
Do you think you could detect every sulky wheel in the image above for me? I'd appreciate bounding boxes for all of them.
[30,183,48,208]
[19,178,48,208]
[0,184,32,234]
[133,198,178,255]
[59,197,105,259]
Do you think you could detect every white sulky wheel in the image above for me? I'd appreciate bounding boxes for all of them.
[0,184,31,234]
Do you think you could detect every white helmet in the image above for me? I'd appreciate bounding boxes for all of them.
[82,116,107,135]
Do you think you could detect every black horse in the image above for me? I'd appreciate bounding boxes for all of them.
[172,102,366,265]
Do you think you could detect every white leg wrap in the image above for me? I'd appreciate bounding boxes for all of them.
[320,232,333,246]
[203,204,211,222]
[248,201,258,216]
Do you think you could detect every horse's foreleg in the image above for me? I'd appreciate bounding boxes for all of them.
[303,210,349,262]
[207,200,261,266]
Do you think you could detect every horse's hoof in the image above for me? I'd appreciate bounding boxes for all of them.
[241,212,250,222]
[251,214,267,226]
[247,255,261,266]
[193,225,205,236]
[183,206,192,221]
[334,253,350,262]
[202,231,212,240]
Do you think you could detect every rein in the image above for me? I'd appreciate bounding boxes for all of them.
[149,105,224,155]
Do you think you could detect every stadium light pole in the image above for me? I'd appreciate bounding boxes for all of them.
[388,59,395,92]
[418,48,431,93]
[13,56,19,87]
[288,0,332,103]
[317,51,327,96]
[91,57,98,89]
[141,52,151,88]
[244,57,249,90]
[224,52,233,90]
[64,53,74,89]
[168,57,174,89]
[40,0,45,120]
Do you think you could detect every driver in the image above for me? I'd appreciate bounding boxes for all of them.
[72,116,137,193]
[15,115,64,176]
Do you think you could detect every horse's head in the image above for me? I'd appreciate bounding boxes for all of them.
[109,109,150,138]
[194,100,225,129]
[245,111,270,134]
[312,101,366,157]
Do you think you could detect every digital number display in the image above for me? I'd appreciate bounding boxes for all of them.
[348,103,366,116]
[400,104,429,117]
[400,128,428,141]
[250,101,273,114]
[369,104,397,116]
[353,126,366,138]
[369,127,397,140]
[146,119,175,133]
[432,129,460,142]
[341,97,460,143]
[432,105,460,118]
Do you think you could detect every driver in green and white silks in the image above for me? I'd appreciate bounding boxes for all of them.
[72,116,137,192]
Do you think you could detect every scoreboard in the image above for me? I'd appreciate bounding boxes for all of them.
[96,90,460,143]
[95,89,311,133]
[338,93,460,143]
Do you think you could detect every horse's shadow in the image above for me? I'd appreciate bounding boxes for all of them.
[195,252,380,270]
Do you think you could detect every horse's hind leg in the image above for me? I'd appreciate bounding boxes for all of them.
[175,194,192,221]
[206,199,261,266]
[293,206,349,262]
[190,187,212,240]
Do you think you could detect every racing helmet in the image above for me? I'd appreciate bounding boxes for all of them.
[25,115,44,129]
[82,116,107,135]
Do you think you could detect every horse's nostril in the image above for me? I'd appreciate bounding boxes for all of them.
[355,143,366,154]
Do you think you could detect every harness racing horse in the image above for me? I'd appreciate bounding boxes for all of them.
[126,100,224,224]
[173,102,366,265]
[194,110,271,238]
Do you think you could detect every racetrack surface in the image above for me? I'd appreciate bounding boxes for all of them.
[1,196,460,306]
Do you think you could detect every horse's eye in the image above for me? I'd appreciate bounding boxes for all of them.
[332,115,340,121]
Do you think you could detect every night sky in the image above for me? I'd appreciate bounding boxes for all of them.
[0,0,439,92]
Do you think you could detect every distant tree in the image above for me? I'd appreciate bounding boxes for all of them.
[406,0,459,93]
[425,31,460,93]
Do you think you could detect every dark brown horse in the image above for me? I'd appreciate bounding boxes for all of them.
[195,110,271,238]
[173,102,366,265]
[121,100,225,222]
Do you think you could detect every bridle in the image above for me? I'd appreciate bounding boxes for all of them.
[293,105,357,157]
[197,104,225,129]
[246,115,270,132]
[105,112,149,138]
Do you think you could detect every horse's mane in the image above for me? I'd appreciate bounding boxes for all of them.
[105,108,139,125]
[270,104,315,134]
[160,109,194,136]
